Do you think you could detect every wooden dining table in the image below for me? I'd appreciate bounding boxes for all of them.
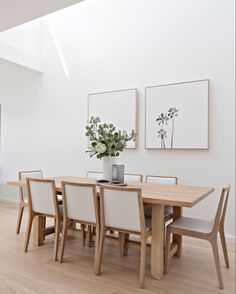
[7,176,214,281]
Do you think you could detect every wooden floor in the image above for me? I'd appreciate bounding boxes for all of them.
[0,202,235,294]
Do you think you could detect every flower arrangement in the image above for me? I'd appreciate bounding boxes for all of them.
[85,116,137,159]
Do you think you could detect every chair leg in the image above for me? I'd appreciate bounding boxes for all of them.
[211,239,224,289]
[53,218,60,261]
[81,224,86,246]
[16,204,25,234]
[118,232,126,257]
[24,213,34,252]
[219,226,230,269]
[164,228,171,274]
[123,233,129,256]
[118,233,129,256]
[59,219,68,263]
[140,236,147,288]
[70,220,76,229]
[87,225,92,247]
[43,217,46,240]
[94,225,100,272]
[92,226,96,234]
[95,228,106,276]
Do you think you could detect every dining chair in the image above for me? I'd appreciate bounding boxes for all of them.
[87,172,143,238]
[17,170,43,234]
[59,181,99,265]
[96,185,151,288]
[145,175,178,221]
[24,178,62,261]
[124,173,143,182]
[165,186,231,289]
[87,171,102,181]
[87,171,143,183]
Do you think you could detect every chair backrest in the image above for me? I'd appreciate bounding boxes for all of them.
[212,185,231,233]
[87,171,102,180]
[62,181,98,224]
[146,175,178,185]
[124,173,143,183]
[100,185,145,233]
[87,171,143,183]
[26,178,59,217]
[19,170,43,202]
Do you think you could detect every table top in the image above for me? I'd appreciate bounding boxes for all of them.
[7,176,214,207]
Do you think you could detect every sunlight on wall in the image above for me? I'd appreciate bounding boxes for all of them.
[46,18,69,80]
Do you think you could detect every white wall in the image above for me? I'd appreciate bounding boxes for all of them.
[0,19,44,72]
[0,0,235,240]
[0,19,42,55]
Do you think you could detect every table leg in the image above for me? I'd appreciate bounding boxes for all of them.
[151,204,164,280]
[173,206,182,257]
[33,215,44,246]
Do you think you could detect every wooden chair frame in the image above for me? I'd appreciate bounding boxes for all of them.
[87,171,143,182]
[124,173,143,182]
[86,171,143,239]
[59,181,100,268]
[16,170,43,234]
[145,175,178,222]
[146,175,178,185]
[24,178,62,261]
[165,186,231,289]
[96,185,151,288]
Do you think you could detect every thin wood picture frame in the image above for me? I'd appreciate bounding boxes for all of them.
[87,88,138,149]
[145,79,209,150]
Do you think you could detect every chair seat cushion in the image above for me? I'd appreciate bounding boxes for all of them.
[169,217,214,234]
[57,194,62,200]
[57,194,63,204]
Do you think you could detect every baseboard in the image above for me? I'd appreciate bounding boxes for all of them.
[0,197,18,205]
[225,235,236,244]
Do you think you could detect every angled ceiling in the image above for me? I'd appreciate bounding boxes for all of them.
[0,0,83,32]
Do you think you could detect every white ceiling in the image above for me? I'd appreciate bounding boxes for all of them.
[0,0,83,32]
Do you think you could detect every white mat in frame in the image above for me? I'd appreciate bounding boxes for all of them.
[145,79,209,149]
[88,88,138,149]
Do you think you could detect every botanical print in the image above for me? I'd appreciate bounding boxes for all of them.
[145,80,209,149]
[156,107,179,149]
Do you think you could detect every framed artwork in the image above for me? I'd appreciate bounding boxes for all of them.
[145,79,209,149]
[0,105,1,148]
[88,88,138,148]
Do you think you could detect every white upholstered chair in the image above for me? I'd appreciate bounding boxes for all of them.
[146,175,177,185]
[17,170,43,234]
[24,178,62,261]
[87,171,143,239]
[87,171,143,183]
[87,171,103,181]
[59,182,99,265]
[124,173,143,183]
[96,185,151,288]
[145,175,178,220]
[165,186,231,290]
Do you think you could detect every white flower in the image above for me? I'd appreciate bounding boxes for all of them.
[95,143,106,154]
[89,145,96,152]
